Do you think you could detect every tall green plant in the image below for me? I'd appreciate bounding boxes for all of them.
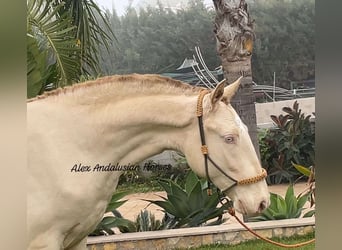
[259,101,315,184]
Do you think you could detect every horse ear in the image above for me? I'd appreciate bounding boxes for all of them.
[222,76,243,104]
[210,79,226,105]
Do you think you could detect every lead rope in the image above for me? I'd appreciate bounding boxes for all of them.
[226,206,315,248]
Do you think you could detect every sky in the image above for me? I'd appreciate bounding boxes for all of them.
[94,0,214,16]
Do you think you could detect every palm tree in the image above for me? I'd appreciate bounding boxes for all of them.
[27,0,113,98]
[212,0,260,156]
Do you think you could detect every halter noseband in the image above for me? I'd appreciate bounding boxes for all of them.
[196,89,267,195]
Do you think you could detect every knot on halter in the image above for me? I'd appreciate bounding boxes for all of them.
[201,145,208,155]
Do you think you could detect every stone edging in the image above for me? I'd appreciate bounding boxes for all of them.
[87,217,315,249]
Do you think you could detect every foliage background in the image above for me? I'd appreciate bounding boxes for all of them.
[27,0,314,96]
[98,0,314,89]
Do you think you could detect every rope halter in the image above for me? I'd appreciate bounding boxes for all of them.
[196,89,267,194]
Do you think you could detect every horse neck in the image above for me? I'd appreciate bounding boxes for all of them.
[60,92,198,165]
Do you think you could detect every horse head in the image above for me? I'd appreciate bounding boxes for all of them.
[183,77,270,216]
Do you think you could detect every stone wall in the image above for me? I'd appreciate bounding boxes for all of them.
[87,217,315,250]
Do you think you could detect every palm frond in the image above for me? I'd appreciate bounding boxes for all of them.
[27,33,53,98]
[27,0,81,93]
[54,0,115,75]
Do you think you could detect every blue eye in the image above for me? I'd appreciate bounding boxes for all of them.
[224,135,235,144]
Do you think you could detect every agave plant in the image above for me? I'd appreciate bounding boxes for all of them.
[145,171,229,228]
[134,210,165,232]
[248,185,315,222]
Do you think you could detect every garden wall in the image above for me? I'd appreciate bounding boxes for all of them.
[87,217,315,250]
[255,97,315,128]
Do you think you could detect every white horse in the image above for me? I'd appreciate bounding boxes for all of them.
[27,74,269,250]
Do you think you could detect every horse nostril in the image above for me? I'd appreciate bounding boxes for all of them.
[258,200,267,213]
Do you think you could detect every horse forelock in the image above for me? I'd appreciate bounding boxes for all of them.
[27,74,203,103]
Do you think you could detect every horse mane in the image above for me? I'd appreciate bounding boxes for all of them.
[27,74,204,103]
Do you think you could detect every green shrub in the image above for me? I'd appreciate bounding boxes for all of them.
[259,101,315,184]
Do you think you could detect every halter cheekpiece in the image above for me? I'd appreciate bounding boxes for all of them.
[196,89,267,195]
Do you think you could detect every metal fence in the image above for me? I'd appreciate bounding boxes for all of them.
[253,83,315,102]
[163,47,315,103]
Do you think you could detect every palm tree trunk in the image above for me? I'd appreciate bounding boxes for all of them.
[213,0,260,158]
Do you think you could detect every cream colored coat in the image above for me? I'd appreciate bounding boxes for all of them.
[27,74,269,250]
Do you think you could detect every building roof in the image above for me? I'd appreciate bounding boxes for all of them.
[176,58,198,70]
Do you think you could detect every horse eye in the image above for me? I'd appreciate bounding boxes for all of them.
[224,135,235,144]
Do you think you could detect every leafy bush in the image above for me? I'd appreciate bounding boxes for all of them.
[248,185,314,222]
[259,101,315,184]
[145,171,228,228]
